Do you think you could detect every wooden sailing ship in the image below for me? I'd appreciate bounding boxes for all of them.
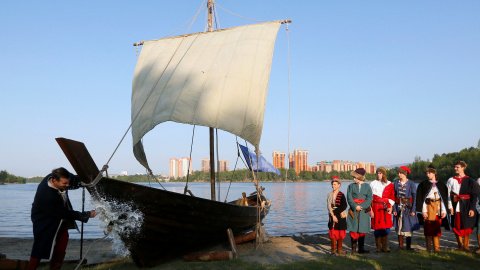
[57,1,289,267]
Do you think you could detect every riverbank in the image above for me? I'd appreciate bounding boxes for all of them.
[1,228,479,269]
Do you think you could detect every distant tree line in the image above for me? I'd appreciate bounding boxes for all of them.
[170,167,379,182]
[401,146,480,183]
[7,142,480,184]
[0,170,27,184]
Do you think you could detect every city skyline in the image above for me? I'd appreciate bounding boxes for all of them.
[274,149,376,175]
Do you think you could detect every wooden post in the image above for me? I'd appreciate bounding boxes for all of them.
[227,228,238,259]
[208,0,216,202]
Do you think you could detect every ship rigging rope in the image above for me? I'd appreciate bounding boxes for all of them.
[84,1,207,188]
[183,125,196,195]
[74,224,113,270]
[223,137,242,202]
[216,128,220,201]
[215,3,266,22]
[281,21,291,201]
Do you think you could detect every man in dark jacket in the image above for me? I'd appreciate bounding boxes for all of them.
[27,167,96,270]
[446,161,480,251]
[416,164,449,251]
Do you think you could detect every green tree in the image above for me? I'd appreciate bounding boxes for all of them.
[0,170,7,183]
[287,168,297,181]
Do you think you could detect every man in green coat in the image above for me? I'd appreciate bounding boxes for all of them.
[347,168,373,253]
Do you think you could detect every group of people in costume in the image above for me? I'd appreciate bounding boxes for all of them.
[327,160,480,254]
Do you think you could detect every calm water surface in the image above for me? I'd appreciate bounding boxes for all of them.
[0,181,348,239]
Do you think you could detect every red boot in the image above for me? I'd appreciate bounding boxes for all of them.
[27,257,41,270]
[49,251,66,270]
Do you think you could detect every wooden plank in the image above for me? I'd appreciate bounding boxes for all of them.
[0,259,29,270]
[234,231,256,244]
[183,251,232,262]
[55,138,100,183]
[227,228,238,259]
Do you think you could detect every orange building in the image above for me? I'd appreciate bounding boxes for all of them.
[169,158,179,178]
[272,151,285,169]
[289,149,308,175]
[315,160,376,174]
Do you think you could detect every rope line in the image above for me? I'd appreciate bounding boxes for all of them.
[74,224,113,270]
[184,125,196,195]
[216,128,220,201]
[215,3,266,22]
[224,138,242,202]
[282,21,291,201]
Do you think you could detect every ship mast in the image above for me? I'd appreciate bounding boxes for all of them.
[208,0,216,201]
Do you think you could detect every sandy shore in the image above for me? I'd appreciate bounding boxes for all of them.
[1,228,479,267]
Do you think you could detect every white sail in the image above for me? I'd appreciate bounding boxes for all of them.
[131,21,282,169]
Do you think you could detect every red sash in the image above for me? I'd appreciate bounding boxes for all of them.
[457,194,470,200]
[353,198,366,204]
[373,196,389,204]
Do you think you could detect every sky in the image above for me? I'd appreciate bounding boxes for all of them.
[1,1,479,177]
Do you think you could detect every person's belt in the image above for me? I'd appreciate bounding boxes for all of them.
[353,199,366,204]
[373,198,389,204]
[395,197,413,204]
[453,194,470,202]
[425,198,441,204]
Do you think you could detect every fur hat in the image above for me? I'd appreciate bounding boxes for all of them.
[351,168,366,181]
[331,176,341,184]
[397,166,411,175]
[376,167,387,175]
[425,164,436,175]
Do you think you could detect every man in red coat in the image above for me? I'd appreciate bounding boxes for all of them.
[369,167,395,252]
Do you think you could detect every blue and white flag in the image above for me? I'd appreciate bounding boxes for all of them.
[239,144,281,175]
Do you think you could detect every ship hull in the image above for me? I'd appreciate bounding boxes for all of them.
[55,137,269,267]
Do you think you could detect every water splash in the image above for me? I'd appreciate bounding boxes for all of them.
[89,195,144,257]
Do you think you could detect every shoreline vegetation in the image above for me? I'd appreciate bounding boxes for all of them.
[1,228,479,269]
[3,145,480,185]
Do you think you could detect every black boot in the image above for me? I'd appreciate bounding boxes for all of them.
[358,236,369,253]
[406,237,413,250]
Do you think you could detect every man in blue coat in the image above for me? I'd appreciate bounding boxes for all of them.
[27,167,96,270]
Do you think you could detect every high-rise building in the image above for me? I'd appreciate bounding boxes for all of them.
[315,160,375,174]
[289,149,307,175]
[169,158,179,178]
[179,157,192,177]
[288,152,295,169]
[272,151,285,169]
[201,158,210,172]
[217,160,229,172]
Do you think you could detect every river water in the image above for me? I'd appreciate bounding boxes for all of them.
[0,181,348,239]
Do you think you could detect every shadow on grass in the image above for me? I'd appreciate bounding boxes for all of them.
[74,249,479,270]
